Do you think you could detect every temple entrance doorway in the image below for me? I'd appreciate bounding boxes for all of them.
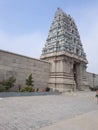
[73,62,79,90]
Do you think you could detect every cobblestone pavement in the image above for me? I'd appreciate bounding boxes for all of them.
[0,92,98,130]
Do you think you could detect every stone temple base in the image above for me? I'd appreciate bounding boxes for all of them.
[41,52,88,92]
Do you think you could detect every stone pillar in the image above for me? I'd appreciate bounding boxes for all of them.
[82,64,89,89]
[76,63,83,90]
[77,63,88,90]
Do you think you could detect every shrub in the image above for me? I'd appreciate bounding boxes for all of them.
[89,86,98,91]
[36,88,39,92]
[45,87,50,92]
[0,76,16,91]
[0,84,5,92]
[24,74,34,92]
[20,86,35,92]
[26,74,34,87]
[68,89,71,92]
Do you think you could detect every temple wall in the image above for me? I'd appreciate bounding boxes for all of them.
[0,50,50,91]
[86,72,98,88]
[0,50,98,91]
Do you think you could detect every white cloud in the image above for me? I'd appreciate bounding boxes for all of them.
[0,30,46,59]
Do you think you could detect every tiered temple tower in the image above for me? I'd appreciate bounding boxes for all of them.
[40,8,88,92]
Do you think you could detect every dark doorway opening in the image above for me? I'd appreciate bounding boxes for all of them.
[73,62,78,89]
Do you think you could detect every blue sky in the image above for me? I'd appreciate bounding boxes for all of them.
[0,0,98,73]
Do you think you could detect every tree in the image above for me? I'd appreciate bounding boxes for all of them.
[1,76,16,90]
[26,74,34,87]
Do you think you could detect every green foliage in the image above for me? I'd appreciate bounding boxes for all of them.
[67,89,71,92]
[0,76,16,91]
[36,88,39,92]
[20,86,35,92]
[89,85,98,91]
[26,74,34,87]
[0,84,5,92]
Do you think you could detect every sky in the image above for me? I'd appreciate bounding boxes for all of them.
[0,0,98,74]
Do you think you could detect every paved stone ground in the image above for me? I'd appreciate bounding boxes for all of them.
[0,92,98,130]
[38,110,98,130]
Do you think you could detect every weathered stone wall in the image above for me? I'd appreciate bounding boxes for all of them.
[0,50,98,91]
[0,50,50,91]
[86,72,98,88]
